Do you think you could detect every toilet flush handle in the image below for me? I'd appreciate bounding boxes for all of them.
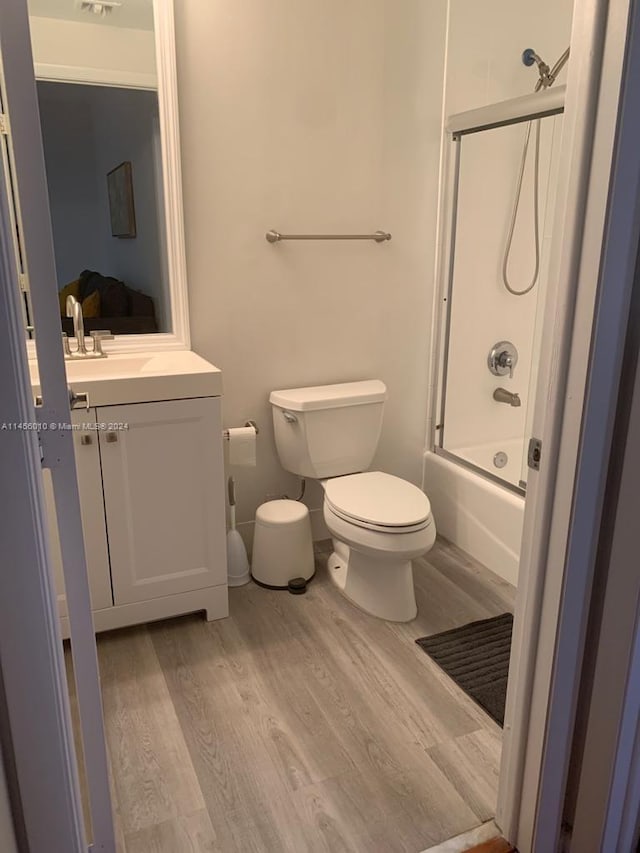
[282,410,298,424]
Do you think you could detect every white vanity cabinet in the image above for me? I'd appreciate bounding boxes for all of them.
[98,397,226,606]
[46,394,228,637]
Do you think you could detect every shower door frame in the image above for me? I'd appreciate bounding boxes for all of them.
[434,98,565,498]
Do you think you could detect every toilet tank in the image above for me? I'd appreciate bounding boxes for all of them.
[269,380,387,479]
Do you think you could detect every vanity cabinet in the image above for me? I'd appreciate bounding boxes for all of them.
[99,398,225,605]
[46,396,228,637]
[44,408,112,617]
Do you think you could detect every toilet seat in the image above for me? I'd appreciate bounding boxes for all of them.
[324,471,432,533]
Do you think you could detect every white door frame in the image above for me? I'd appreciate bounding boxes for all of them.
[0,0,115,849]
[568,270,640,851]
[498,0,640,848]
[0,101,86,853]
[2,0,639,850]
[565,0,640,839]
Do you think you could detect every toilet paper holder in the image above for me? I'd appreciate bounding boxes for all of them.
[223,420,259,440]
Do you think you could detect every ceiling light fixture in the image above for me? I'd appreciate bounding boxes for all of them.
[80,1,122,16]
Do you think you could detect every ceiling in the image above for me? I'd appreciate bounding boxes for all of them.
[27,0,154,31]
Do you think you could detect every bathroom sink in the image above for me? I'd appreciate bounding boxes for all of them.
[64,356,155,380]
[30,350,222,407]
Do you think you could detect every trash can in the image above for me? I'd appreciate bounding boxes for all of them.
[251,500,315,591]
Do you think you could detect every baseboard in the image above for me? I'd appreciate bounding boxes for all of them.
[59,584,228,639]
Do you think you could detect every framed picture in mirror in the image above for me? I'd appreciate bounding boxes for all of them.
[107,161,136,238]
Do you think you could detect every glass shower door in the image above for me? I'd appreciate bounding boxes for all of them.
[437,112,564,491]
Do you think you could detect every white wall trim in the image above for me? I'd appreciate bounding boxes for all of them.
[0,20,86,849]
[0,0,116,847]
[152,0,190,350]
[497,0,636,848]
[559,0,640,844]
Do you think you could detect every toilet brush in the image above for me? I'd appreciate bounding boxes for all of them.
[227,476,250,586]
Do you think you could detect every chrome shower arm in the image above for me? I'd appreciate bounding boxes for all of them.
[532,46,570,91]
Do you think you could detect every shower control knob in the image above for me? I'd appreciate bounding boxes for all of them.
[488,341,518,379]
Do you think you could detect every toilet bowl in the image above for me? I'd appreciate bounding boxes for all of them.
[269,380,437,622]
[322,471,435,621]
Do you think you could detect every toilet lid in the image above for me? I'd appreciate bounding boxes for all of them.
[324,471,431,529]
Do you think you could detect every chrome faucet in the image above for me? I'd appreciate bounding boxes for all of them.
[493,387,522,407]
[488,341,518,379]
[64,294,113,358]
[66,294,86,354]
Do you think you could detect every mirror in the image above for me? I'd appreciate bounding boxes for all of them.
[24,0,187,345]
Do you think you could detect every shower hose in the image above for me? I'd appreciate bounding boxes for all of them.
[501,117,541,297]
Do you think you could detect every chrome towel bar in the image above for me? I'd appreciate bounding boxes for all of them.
[266,229,391,243]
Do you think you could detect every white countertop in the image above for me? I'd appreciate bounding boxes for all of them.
[30,350,222,407]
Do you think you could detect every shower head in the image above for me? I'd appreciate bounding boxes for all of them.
[522,48,551,89]
[523,46,570,91]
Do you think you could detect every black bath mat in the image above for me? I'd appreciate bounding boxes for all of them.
[415,612,513,727]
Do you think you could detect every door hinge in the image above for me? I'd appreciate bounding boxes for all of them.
[18,272,28,292]
[0,113,8,135]
[528,437,542,471]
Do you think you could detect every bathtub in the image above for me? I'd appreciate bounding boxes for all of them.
[423,449,524,586]
[454,437,526,491]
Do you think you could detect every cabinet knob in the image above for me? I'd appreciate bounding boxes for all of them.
[80,434,93,446]
[105,432,118,443]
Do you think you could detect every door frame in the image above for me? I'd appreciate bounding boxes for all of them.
[497,0,640,848]
[568,256,640,851]
[0,0,115,849]
[0,100,86,853]
[2,0,640,850]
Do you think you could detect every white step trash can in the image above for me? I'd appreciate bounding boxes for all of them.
[251,500,315,593]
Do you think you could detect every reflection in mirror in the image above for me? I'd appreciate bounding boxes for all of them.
[37,81,168,334]
[27,0,174,338]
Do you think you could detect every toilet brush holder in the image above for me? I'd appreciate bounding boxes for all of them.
[227,477,250,587]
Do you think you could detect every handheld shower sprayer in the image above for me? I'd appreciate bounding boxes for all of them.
[502,46,570,296]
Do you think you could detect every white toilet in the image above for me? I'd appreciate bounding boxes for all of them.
[269,380,436,621]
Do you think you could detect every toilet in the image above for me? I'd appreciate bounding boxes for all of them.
[269,380,436,621]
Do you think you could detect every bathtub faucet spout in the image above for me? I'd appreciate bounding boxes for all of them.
[493,387,521,407]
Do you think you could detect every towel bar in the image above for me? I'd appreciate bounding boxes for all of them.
[266,229,391,243]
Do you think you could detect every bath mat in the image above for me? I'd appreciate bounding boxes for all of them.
[415,612,513,727]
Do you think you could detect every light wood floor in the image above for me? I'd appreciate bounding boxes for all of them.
[72,537,516,853]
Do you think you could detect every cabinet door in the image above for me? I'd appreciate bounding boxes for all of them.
[43,409,113,616]
[98,397,226,605]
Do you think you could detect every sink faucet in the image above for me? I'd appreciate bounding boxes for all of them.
[493,387,522,407]
[66,294,86,354]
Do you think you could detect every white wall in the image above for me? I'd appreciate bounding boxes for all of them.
[175,1,448,532]
[37,84,107,285]
[431,0,574,488]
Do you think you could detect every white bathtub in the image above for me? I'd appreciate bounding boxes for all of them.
[423,450,524,586]
[454,437,526,490]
